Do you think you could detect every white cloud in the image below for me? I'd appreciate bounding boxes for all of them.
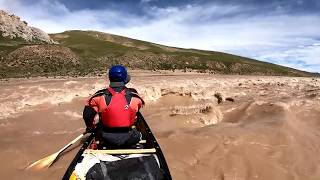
[0,0,319,72]
[258,44,320,72]
[140,0,156,3]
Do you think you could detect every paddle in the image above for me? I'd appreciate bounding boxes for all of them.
[26,132,87,170]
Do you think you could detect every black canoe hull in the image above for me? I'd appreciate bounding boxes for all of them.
[62,112,172,180]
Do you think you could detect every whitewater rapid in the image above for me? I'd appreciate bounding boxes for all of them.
[0,72,319,180]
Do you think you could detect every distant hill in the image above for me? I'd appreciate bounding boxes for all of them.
[0,10,314,78]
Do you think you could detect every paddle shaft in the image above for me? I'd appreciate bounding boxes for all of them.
[26,132,87,170]
[57,133,85,155]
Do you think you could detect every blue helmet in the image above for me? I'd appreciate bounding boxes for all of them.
[108,65,128,83]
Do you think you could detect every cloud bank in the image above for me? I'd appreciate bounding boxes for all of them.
[1,0,319,72]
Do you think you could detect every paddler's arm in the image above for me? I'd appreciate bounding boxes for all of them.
[128,89,144,125]
[83,97,99,130]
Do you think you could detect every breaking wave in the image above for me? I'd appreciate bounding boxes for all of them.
[0,74,320,180]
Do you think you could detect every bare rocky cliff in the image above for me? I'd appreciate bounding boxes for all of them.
[0,10,55,44]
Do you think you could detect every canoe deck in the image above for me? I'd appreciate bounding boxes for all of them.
[62,112,172,180]
[84,148,156,154]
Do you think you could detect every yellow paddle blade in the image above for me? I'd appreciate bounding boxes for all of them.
[25,152,59,170]
[25,133,85,171]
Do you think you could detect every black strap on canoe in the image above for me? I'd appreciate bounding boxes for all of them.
[99,161,109,179]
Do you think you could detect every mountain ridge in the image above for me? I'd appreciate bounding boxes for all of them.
[0,11,315,78]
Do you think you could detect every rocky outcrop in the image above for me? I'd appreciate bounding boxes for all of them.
[0,10,55,43]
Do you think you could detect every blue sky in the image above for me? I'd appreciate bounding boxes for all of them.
[1,0,320,72]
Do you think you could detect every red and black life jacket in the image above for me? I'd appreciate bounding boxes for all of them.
[89,87,144,128]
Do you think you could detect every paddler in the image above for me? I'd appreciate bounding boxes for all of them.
[82,65,145,148]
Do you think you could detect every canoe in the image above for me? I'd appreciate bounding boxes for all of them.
[62,112,172,180]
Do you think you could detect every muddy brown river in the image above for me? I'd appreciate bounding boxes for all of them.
[0,72,320,180]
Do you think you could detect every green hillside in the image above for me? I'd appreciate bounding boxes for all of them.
[0,30,313,78]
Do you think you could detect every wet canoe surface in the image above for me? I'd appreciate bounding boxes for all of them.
[62,112,172,180]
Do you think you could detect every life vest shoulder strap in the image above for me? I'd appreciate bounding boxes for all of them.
[125,88,145,105]
[89,89,110,104]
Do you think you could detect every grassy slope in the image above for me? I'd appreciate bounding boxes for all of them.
[0,30,313,78]
[0,35,79,78]
[51,30,310,76]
